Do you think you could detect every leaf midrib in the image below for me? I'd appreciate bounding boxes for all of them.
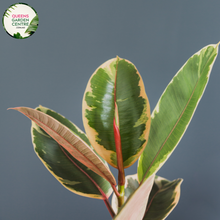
[59,145,108,199]
[12,107,116,185]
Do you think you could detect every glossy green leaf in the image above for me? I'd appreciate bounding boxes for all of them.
[113,174,155,220]
[143,176,183,220]
[10,106,116,186]
[112,175,182,220]
[138,44,219,182]
[83,57,151,168]
[31,106,113,199]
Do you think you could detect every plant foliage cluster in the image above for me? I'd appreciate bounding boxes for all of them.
[10,43,219,219]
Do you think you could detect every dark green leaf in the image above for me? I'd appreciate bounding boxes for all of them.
[143,176,183,220]
[83,57,151,168]
[31,106,113,199]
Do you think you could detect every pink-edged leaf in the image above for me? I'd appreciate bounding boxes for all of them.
[10,107,116,186]
[30,105,114,201]
[113,174,155,220]
[111,174,139,213]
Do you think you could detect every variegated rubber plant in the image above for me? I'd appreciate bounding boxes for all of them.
[10,43,219,220]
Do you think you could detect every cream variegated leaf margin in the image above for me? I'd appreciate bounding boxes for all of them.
[113,174,155,220]
[111,174,182,219]
[83,57,151,168]
[10,107,116,186]
[143,176,183,220]
[30,106,113,199]
[111,174,139,214]
[138,43,219,182]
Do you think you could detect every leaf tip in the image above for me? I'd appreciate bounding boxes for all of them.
[7,107,18,111]
[179,178,184,184]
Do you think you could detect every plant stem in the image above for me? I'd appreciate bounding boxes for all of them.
[118,184,125,207]
[103,197,116,218]
[112,184,120,197]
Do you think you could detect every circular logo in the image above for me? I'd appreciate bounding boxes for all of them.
[2,3,38,39]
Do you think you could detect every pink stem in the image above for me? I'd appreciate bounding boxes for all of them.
[113,118,125,185]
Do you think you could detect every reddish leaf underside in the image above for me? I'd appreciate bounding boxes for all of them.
[9,107,116,186]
